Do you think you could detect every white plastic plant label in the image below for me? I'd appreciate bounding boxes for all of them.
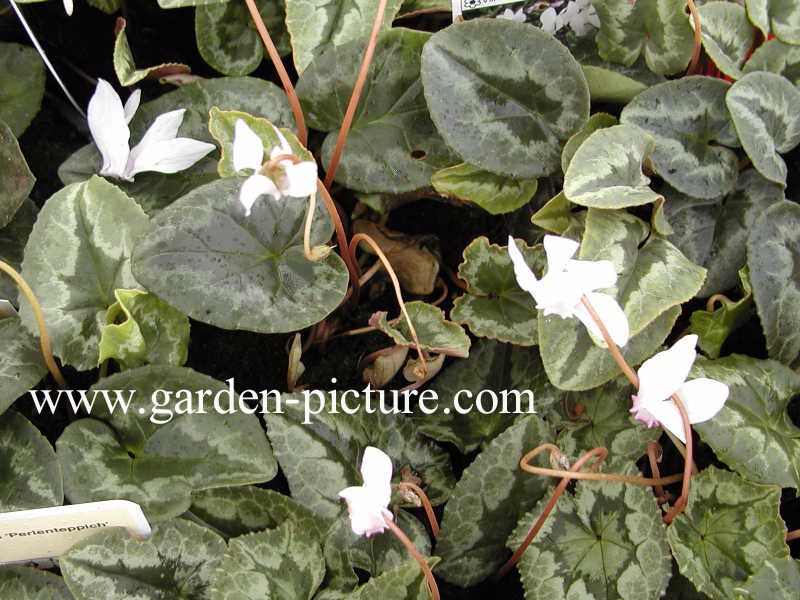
[451,0,524,22]
[0,500,151,565]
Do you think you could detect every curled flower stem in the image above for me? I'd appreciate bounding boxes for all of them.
[580,296,639,388]
[324,0,389,188]
[302,192,318,260]
[686,0,703,76]
[316,180,361,292]
[0,260,67,389]
[243,0,307,145]
[429,278,448,307]
[349,233,427,375]
[787,529,800,542]
[647,441,667,503]
[398,481,440,539]
[384,515,440,600]
[358,260,383,286]
[706,293,731,311]
[662,395,693,524]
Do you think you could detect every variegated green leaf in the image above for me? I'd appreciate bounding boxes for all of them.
[416,339,559,453]
[0,410,62,511]
[593,0,695,74]
[158,0,223,7]
[0,198,36,301]
[114,18,190,86]
[530,191,579,235]
[421,19,589,179]
[56,366,276,521]
[298,28,455,193]
[746,0,800,44]
[431,163,537,215]
[621,77,740,199]
[0,567,71,600]
[346,558,439,600]
[692,355,800,487]
[0,315,46,416]
[726,71,800,186]
[0,120,34,228]
[0,43,45,137]
[19,176,148,370]
[59,77,292,215]
[132,177,348,334]
[210,522,325,600]
[555,377,660,462]
[266,402,455,518]
[663,170,784,297]
[563,124,661,208]
[698,2,755,80]
[451,237,541,345]
[735,559,800,599]
[508,474,670,600]
[690,270,753,358]
[435,414,552,587]
[190,486,329,539]
[747,200,800,366]
[208,108,313,178]
[87,0,120,13]
[98,288,190,369]
[372,301,471,358]
[286,0,403,74]
[743,37,800,85]
[561,112,618,174]
[196,0,289,77]
[581,65,648,105]
[61,519,226,599]
[667,467,789,600]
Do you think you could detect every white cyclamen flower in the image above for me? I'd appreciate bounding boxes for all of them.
[87,78,215,182]
[63,0,73,15]
[498,7,526,23]
[540,0,600,36]
[630,334,729,444]
[232,119,317,216]
[338,446,393,537]
[508,234,630,347]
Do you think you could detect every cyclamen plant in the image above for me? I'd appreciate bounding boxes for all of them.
[1,1,799,599]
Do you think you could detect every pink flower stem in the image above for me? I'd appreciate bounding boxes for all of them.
[398,481,440,539]
[384,515,440,600]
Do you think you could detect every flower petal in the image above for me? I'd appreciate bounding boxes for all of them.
[360,446,393,508]
[565,258,618,292]
[575,291,630,347]
[128,109,188,171]
[239,174,279,216]
[676,378,729,424]
[281,161,318,197]
[645,398,689,444]
[269,125,294,160]
[232,120,265,173]
[123,89,141,124]
[338,486,391,537]
[543,235,579,274]
[636,335,698,407]
[63,0,73,16]
[507,236,541,300]
[87,79,131,179]
[127,137,215,178]
[540,7,558,34]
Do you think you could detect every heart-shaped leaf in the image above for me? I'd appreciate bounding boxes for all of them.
[431,163,538,215]
[0,567,71,599]
[0,43,45,136]
[451,236,541,345]
[563,124,662,208]
[132,177,348,334]
[0,120,34,228]
[726,71,800,186]
[114,17,190,86]
[372,301,470,358]
[697,2,756,80]
[265,402,455,518]
[190,486,329,539]
[195,0,289,76]
[435,414,552,587]
[666,467,789,600]
[743,38,800,85]
[298,28,455,193]
[581,66,648,105]
[56,365,277,521]
[746,0,800,44]
[19,176,149,370]
[747,200,800,366]
[690,270,753,358]
[286,0,403,74]
[0,410,62,511]
[561,112,618,174]
[735,558,800,599]
[0,316,46,417]
[421,19,589,179]
[0,198,36,301]
[593,0,695,74]
[61,518,226,599]
[692,354,800,488]
[415,339,559,453]
[620,77,740,199]
[508,474,671,600]
[344,558,439,600]
[210,522,325,600]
